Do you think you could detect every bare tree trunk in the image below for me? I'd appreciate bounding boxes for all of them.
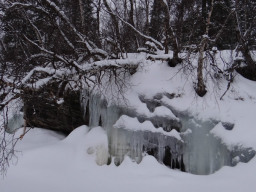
[78,0,85,33]
[164,21,169,54]
[145,0,150,35]
[160,0,180,59]
[196,38,207,97]
[103,0,123,56]
[195,0,214,97]
[96,0,101,37]
[160,0,170,54]
[129,0,138,50]
[103,0,121,39]
[234,2,255,73]
[202,0,207,26]
[129,0,135,26]
[124,0,128,19]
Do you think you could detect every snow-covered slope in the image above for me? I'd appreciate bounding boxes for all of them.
[1,52,256,191]
[1,126,256,192]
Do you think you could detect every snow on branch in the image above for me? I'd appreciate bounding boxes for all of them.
[9,2,49,15]
[212,10,236,42]
[23,35,69,65]
[83,58,141,72]
[44,0,108,58]
[24,14,44,48]
[55,23,75,51]
[9,1,108,59]
[2,58,141,94]
[119,16,164,50]
[103,7,164,50]
[21,67,55,84]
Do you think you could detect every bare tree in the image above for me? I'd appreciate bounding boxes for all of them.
[159,0,180,60]
[195,0,215,97]
[102,0,124,57]
[233,0,256,80]
[0,0,140,174]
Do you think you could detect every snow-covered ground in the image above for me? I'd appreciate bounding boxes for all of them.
[1,51,256,191]
[1,126,256,192]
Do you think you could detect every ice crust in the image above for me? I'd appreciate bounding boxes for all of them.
[81,91,185,170]
[81,89,255,175]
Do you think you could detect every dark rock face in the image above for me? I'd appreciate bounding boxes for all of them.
[236,66,256,81]
[167,57,182,67]
[221,122,234,130]
[23,86,85,134]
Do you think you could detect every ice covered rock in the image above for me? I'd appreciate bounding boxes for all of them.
[6,113,24,133]
[81,91,185,170]
[84,127,110,166]
[111,115,184,169]
[138,94,182,132]
[182,118,255,175]
[80,90,255,175]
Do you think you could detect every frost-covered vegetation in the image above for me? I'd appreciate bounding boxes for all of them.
[1,0,256,191]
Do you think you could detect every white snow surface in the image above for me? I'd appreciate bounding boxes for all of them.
[1,126,255,192]
[114,115,182,140]
[1,51,256,191]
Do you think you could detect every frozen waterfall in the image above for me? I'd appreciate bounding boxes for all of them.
[81,91,255,175]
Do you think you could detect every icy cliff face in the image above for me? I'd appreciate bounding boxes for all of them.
[6,113,24,133]
[4,98,24,133]
[81,91,255,175]
[81,91,185,170]
[180,117,230,175]
[111,115,184,169]
[180,116,255,175]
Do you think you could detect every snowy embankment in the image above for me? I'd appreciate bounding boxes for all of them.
[1,127,256,192]
[1,51,256,191]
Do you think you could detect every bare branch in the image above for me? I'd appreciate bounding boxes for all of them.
[103,3,164,50]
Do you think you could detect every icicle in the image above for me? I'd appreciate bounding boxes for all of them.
[6,113,24,133]
[80,90,255,175]
[80,89,89,121]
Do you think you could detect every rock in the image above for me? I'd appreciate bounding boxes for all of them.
[221,122,234,130]
[236,65,256,81]
[167,57,182,67]
[23,85,85,134]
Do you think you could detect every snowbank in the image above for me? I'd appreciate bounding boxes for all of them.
[1,51,256,191]
[1,126,255,192]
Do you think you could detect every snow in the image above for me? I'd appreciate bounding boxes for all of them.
[83,57,142,70]
[153,106,178,120]
[145,41,158,50]
[162,0,168,7]
[56,98,64,105]
[1,126,256,192]
[1,51,256,191]
[21,67,55,84]
[210,123,237,148]
[114,115,182,140]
